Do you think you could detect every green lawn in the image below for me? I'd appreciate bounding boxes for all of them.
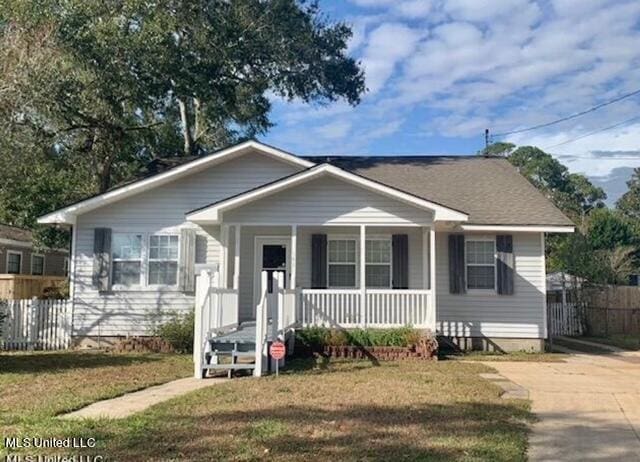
[0,351,192,438]
[579,334,640,351]
[2,353,533,461]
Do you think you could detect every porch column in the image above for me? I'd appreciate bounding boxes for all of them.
[422,227,429,290]
[233,225,241,290]
[290,225,297,289]
[360,224,366,326]
[221,224,229,288]
[429,226,437,331]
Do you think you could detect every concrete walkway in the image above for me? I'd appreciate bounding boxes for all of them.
[486,351,640,461]
[61,377,227,419]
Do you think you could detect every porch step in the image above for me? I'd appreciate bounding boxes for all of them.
[209,350,256,358]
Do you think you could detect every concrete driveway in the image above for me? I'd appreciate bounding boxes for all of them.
[488,351,640,461]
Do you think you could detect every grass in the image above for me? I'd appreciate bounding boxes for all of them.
[0,351,191,440]
[5,356,534,461]
[578,334,640,351]
[441,350,568,362]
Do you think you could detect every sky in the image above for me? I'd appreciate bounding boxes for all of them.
[261,0,640,205]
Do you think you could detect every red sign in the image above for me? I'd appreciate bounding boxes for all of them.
[270,341,286,360]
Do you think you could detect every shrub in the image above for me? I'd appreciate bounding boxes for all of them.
[296,327,429,350]
[0,300,6,337]
[153,310,194,353]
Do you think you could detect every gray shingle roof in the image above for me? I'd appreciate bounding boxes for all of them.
[0,223,32,242]
[304,156,574,226]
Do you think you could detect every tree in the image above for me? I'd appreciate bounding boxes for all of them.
[616,168,640,219]
[477,142,515,157]
[1,0,366,192]
[506,146,606,222]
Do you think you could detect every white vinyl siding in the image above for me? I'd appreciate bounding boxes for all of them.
[224,176,433,225]
[436,232,546,339]
[72,150,301,336]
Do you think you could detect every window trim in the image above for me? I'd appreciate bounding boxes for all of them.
[6,250,22,274]
[31,253,45,276]
[111,232,144,290]
[327,237,358,289]
[63,257,70,277]
[147,233,180,288]
[465,235,497,293]
[365,237,393,288]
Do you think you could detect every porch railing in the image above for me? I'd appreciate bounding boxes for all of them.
[193,269,239,378]
[299,289,433,329]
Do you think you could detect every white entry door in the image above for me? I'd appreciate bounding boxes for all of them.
[254,237,290,317]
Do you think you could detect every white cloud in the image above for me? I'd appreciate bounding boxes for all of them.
[361,22,423,93]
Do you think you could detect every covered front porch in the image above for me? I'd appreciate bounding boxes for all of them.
[217,223,437,330]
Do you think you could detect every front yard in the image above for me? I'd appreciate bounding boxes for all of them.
[1,352,532,461]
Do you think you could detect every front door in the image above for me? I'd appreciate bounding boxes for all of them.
[254,237,290,316]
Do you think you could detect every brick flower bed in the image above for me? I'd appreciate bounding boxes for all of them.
[322,338,438,361]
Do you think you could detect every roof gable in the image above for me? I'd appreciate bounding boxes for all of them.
[186,163,469,224]
[38,141,313,225]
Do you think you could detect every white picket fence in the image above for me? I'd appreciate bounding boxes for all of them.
[1,299,71,350]
[548,301,584,336]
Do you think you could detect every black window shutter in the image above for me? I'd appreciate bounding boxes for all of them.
[93,227,112,292]
[392,234,409,289]
[311,234,327,289]
[448,234,466,294]
[496,235,514,295]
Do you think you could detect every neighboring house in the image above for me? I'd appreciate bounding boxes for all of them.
[38,141,573,351]
[0,224,68,277]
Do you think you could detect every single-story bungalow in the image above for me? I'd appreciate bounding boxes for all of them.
[38,140,573,366]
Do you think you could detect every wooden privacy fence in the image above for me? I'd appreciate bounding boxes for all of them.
[547,301,584,336]
[1,299,71,350]
[583,285,640,336]
[0,275,67,300]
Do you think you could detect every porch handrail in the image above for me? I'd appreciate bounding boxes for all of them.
[299,288,434,329]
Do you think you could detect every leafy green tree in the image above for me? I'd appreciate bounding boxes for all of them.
[506,146,606,222]
[0,0,365,246]
[585,208,636,250]
[616,168,640,219]
[1,0,365,192]
[477,142,515,157]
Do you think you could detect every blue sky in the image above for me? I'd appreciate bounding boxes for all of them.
[261,0,640,204]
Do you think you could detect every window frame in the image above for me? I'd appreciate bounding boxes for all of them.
[365,237,393,288]
[147,233,180,288]
[110,232,144,290]
[31,253,45,276]
[6,250,22,274]
[327,237,358,289]
[63,257,70,277]
[464,235,497,293]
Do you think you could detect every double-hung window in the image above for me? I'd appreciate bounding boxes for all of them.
[112,233,143,287]
[148,235,179,286]
[466,238,496,290]
[366,239,392,288]
[7,251,22,274]
[31,254,45,275]
[328,239,357,288]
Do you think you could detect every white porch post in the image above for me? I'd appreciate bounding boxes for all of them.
[360,224,366,327]
[233,225,241,290]
[422,227,429,290]
[221,224,229,288]
[290,225,297,289]
[429,226,437,331]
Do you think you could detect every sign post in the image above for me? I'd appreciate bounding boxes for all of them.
[269,341,286,376]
